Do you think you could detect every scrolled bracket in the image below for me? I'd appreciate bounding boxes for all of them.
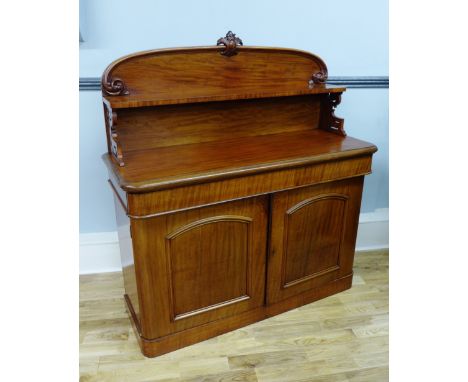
[217,31,243,57]
[103,103,125,166]
[322,93,346,136]
[102,77,129,96]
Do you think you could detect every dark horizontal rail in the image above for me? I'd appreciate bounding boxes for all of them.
[326,76,389,88]
[80,78,102,91]
[79,76,389,91]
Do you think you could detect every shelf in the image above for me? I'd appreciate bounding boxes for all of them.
[104,85,346,109]
[104,129,376,192]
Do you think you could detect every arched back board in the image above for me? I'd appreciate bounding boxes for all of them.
[101,31,332,108]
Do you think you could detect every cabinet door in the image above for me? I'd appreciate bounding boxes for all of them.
[132,196,268,339]
[267,177,364,304]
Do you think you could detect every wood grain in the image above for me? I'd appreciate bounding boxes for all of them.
[123,155,373,218]
[113,192,140,324]
[129,197,268,340]
[101,46,341,108]
[104,129,376,193]
[267,178,364,304]
[167,216,252,320]
[116,96,322,152]
[283,195,346,285]
[79,249,389,381]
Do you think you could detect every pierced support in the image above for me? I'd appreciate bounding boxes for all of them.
[321,93,346,136]
[217,31,243,57]
[102,76,129,96]
[103,103,125,166]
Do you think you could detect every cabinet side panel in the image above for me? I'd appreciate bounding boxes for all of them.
[113,194,140,322]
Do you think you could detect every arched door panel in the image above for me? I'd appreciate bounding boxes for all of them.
[267,178,364,303]
[132,196,268,339]
[166,215,252,320]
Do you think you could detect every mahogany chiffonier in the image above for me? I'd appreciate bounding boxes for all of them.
[101,32,377,357]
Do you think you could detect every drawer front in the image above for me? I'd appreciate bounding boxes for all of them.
[126,156,373,218]
[131,196,268,339]
[267,177,364,304]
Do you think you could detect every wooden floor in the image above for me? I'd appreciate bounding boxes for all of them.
[80,249,388,382]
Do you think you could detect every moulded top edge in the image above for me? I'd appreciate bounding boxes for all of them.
[104,86,346,109]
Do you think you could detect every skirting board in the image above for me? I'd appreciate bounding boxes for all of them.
[79,208,389,275]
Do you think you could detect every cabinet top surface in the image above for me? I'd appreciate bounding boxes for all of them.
[104,129,377,193]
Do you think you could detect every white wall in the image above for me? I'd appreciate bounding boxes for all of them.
[79,0,389,250]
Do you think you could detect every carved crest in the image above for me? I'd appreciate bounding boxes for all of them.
[217,31,243,57]
[102,77,129,96]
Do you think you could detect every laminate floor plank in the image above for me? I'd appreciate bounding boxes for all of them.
[80,249,389,381]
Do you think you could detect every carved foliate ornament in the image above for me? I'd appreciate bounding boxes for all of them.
[102,77,129,96]
[217,31,243,57]
[310,71,328,84]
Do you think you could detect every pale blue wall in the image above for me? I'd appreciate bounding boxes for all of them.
[80,91,117,233]
[79,0,388,233]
